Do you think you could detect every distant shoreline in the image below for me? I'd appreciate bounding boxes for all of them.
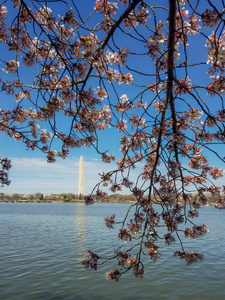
[0,199,136,204]
[0,199,215,206]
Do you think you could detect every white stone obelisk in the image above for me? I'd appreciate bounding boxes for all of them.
[78,156,84,196]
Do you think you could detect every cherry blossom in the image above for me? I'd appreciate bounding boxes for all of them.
[0,5,8,23]
[82,251,99,270]
[0,155,11,186]
[105,214,116,228]
[202,9,221,28]
[105,269,121,281]
[1,0,225,281]
[84,195,95,205]
[5,60,19,74]
[174,251,204,266]
[22,54,35,67]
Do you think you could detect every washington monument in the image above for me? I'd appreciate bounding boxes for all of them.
[78,156,84,196]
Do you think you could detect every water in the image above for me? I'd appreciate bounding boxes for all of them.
[0,202,225,300]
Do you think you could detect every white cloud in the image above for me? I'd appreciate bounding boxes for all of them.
[1,156,128,195]
[3,154,225,196]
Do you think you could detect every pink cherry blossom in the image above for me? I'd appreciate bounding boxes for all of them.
[5,60,19,74]
[1,0,225,281]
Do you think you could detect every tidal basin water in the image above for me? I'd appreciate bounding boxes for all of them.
[1,202,225,300]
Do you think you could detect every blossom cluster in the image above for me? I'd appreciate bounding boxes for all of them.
[124,5,150,29]
[0,155,11,186]
[84,195,95,205]
[184,224,208,239]
[174,251,204,266]
[105,268,121,281]
[0,0,140,163]
[1,0,225,281]
[105,214,115,229]
[82,251,99,270]
[112,250,144,279]
[202,9,221,28]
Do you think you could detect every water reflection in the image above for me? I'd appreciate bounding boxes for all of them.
[75,203,86,262]
[1,204,225,299]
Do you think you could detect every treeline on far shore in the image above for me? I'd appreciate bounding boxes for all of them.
[0,192,219,205]
[0,192,137,203]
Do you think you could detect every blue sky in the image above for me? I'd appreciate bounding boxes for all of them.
[0,133,143,195]
[0,123,125,194]
[1,0,225,195]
